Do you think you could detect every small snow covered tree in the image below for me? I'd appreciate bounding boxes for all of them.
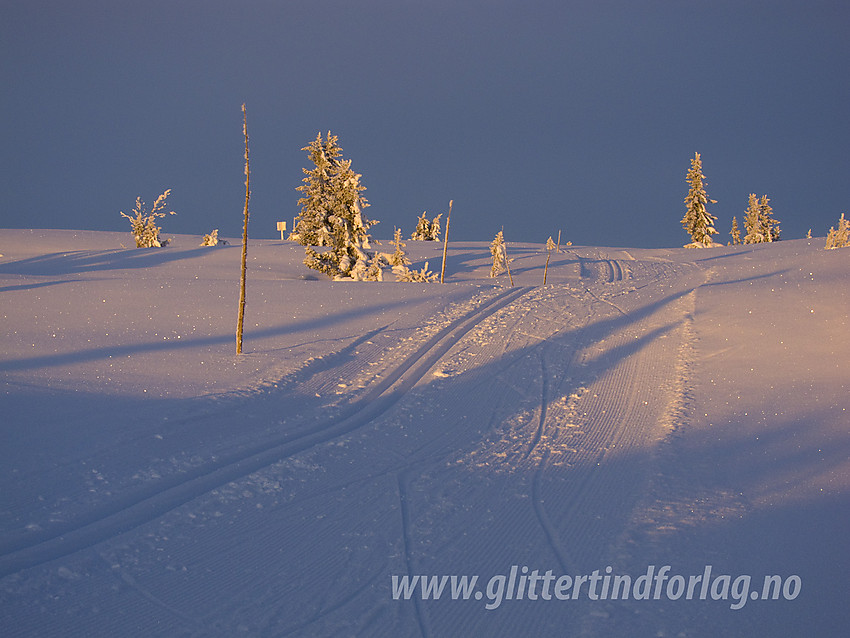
[743,194,763,244]
[743,194,780,244]
[293,132,382,280]
[826,213,850,249]
[120,190,176,247]
[761,196,780,241]
[427,213,441,241]
[200,229,227,246]
[489,229,513,284]
[387,227,411,267]
[490,230,507,278]
[543,236,556,285]
[411,213,428,240]
[729,216,742,245]
[385,227,436,281]
[410,212,442,241]
[681,153,719,247]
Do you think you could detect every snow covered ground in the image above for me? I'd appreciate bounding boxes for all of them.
[1,229,848,637]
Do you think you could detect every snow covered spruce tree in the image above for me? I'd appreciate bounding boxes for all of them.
[743,194,762,243]
[292,132,382,280]
[489,229,514,285]
[290,133,339,247]
[729,216,742,245]
[681,153,719,248]
[743,194,780,244]
[387,227,410,267]
[761,196,781,241]
[410,212,442,241]
[490,230,507,277]
[826,213,850,249]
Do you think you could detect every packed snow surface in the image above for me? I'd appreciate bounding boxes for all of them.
[1,229,848,637]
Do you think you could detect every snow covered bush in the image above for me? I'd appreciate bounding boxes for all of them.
[826,213,850,249]
[681,153,720,248]
[292,132,382,280]
[410,212,442,241]
[120,190,176,248]
[200,229,227,246]
[346,255,386,281]
[393,261,438,282]
[743,194,781,244]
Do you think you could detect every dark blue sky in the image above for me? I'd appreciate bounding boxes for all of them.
[2,0,848,247]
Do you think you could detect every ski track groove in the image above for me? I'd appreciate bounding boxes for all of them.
[0,286,533,578]
[276,563,387,637]
[531,449,576,574]
[396,471,430,638]
[522,349,550,461]
[113,565,203,629]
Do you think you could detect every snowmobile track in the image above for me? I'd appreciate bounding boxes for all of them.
[0,286,533,578]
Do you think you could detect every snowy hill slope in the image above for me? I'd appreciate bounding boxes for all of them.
[1,229,848,637]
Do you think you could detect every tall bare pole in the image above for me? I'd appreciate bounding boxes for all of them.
[440,199,452,284]
[236,104,250,354]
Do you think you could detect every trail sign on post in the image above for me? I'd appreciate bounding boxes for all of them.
[277,221,286,240]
